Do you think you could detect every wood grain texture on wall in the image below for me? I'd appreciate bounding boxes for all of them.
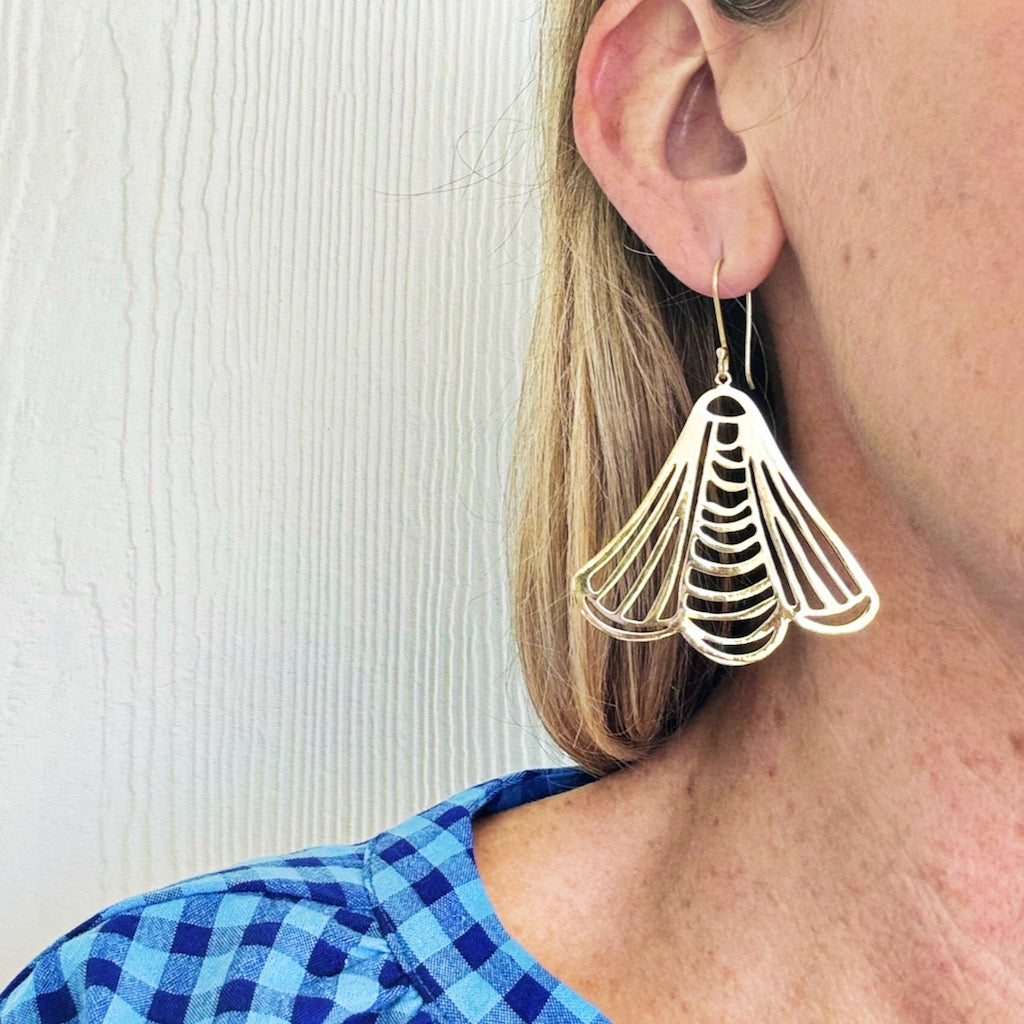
[0,0,561,980]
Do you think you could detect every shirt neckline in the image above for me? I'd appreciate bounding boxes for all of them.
[365,766,614,1023]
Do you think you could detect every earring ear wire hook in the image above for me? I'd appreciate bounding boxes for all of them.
[711,257,756,390]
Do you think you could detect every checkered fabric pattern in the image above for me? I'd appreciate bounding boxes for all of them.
[1,768,608,1024]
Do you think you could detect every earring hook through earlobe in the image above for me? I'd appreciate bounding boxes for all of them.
[711,257,755,390]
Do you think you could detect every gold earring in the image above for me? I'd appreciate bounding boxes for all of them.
[571,258,879,665]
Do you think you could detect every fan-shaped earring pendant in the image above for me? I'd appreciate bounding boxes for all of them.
[572,263,879,666]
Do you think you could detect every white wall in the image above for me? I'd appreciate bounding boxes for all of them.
[0,0,560,982]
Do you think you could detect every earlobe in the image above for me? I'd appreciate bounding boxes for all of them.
[573,0,785,297]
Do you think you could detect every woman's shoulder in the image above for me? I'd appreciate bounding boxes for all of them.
[0,767,599,1024]
[0,836,411,1024]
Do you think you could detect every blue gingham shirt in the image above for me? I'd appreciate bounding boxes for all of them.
[1,768,609,1024]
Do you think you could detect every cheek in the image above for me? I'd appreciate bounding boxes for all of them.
[762,0,1024,612]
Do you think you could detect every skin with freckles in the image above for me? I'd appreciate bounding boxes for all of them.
[475,0,1024,1020]
[745,0,1024,621]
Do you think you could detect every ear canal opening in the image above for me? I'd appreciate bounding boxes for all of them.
[665,63,747,181]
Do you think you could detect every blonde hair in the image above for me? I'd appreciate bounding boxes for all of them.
[511,0,787,775]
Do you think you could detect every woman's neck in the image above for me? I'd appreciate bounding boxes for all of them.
[635,573,1024,1021]
[608,265,1024,1019]
[564,289,1024,1022]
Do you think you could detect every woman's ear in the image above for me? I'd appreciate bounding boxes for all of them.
[573,0,785,297]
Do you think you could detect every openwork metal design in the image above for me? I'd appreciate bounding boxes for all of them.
[572,262,879,665]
